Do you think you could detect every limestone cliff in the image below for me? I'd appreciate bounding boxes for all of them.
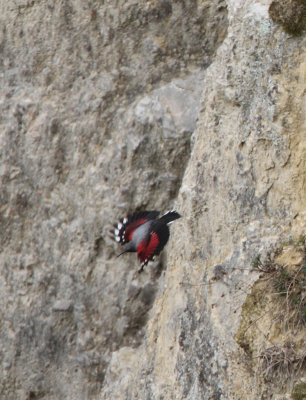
[0,1,305,399]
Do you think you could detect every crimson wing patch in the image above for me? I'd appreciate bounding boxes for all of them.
[138,222,170,270]
[111,210,159,244]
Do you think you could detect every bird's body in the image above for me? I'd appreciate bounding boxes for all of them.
[111,210,181,272]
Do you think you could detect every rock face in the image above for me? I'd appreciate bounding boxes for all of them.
[0,1,304,399]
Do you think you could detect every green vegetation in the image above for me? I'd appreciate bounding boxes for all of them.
[236,235,306,396]
[252,235,305,327]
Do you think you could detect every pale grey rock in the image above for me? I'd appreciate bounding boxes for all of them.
[52,300,73,312]
[0,1,228,398]
[99,0,305,399]
[133,71,204,138]
[0,0,305,399]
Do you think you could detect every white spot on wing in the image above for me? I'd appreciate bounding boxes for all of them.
[115,229,119,235]
[115,237,120,242]
[123,218,127,224]
[117,223,122,229]
[162,209,176,216]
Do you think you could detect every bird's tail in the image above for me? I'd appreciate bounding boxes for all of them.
[160,210,181,224]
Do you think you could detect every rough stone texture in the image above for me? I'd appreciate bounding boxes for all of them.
[0,0,305,399]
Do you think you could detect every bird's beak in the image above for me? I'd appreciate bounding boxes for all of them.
[117,249,129,258]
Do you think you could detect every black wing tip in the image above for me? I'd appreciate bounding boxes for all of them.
[129,210,160,220]
[163,209,181,216]
[160,210,181,224]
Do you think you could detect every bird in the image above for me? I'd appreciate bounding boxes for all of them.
[110,210,181,272]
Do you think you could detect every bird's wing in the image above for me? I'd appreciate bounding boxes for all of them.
[112,210,159,244]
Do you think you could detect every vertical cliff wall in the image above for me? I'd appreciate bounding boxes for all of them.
[0,1,305,399]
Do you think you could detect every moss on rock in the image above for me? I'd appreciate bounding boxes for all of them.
[269,0,306,36]
[292,381,306,400]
